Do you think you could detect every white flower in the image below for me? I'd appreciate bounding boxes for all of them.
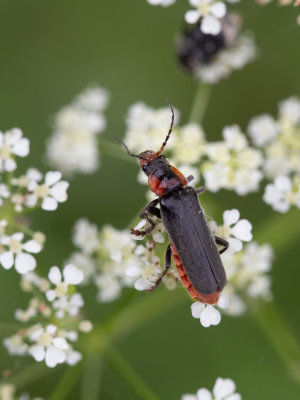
[52,292,84,318]
[46,264,84,302]
[171,123,206,164]
[28,325,69,368]
[222,241,273,301]
[195,35,257,84]
[247,114,280,147]
[211,209,252,253]
[191,301,222,327]
[46,85,109,176]
[279,96,300,124]
[0,128,29,172]
[263,175,300,213]
[147,0,176,6]
[185,0,227,35]
[124,101,180,154]
[182,377,241,400]
[0,233,41,274]
[26,171,69,211]
[203,125,263,195]
[72,218,99,254]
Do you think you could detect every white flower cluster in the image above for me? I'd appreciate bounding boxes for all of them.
[68,218,170,302]
[191,209,273,327]
[46,85,109,177]
[0,384,43,400]
[146,0,176,6]
[195,35,257,84]
[0,129,69,213]
[247,96,300,212]
[182,377,241,400]
[3,265,92,368]
[124,103,264,197]
[203,125,263,195]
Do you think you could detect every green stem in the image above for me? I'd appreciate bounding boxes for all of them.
[105,345,161,400]
[81,355,103,400]
[49,364,82,400]
[248,299,300,384]
[188,83,211,125]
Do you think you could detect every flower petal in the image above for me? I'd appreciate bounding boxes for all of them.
[42,196,58,211]
[227,237,242,254]
[134,278,152,291]
[15,252,36,274]
[210,2,226,18]
[23,240,42,254]
[213,378,236,400]
[231,219,252,241]
[0,251,14,269]
[185,10,200,24]
[45,171,62,186]
[201,15,221,35]
[223,209,240,226]
[45,345,66,367]
[49,181,69,202]
[191,301,205,318]
[63,264,84,285]
[66,350,82,366]
[48,266,62,284]
[12,137,30,157]
[4,158,17,172]
[29,344,45,362]
[196,388,213,400]
[52,337,69,350]
[200,305,221,327]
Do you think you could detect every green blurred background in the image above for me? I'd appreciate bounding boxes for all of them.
[0,0,300,399]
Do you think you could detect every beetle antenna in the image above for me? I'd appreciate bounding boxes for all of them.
[111,135,140,158]
[156,99,174,156]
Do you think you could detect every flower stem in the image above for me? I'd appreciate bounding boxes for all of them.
[188,83,211,125]
[81,355,103,400]
[105,345,161,400]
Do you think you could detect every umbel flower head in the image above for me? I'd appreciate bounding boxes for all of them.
[177,13,257,84]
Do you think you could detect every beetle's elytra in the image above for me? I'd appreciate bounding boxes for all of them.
[118,101,228,305]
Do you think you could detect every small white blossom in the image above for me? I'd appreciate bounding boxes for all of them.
[279,96,300,125]
[182,377,241,400]
[66,251,96,284]
[185,0,227,35]
[26,171,69,211]
[0,128,29,172]
[263,175,300,213]
[210,209,252,253]
[203,125,263,195]
[247,114,280,147]
[46,264,84,302]
[0,232,41,274]
[72,218,99,254]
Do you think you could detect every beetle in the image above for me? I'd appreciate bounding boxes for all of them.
[118,101,228,305]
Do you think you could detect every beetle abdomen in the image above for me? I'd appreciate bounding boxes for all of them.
[171,243,221,305]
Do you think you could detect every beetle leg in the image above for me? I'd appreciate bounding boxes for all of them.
[131,199,160,236]
[214,235,229,254]
[195,186,206,195]
[146,244,172,292]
